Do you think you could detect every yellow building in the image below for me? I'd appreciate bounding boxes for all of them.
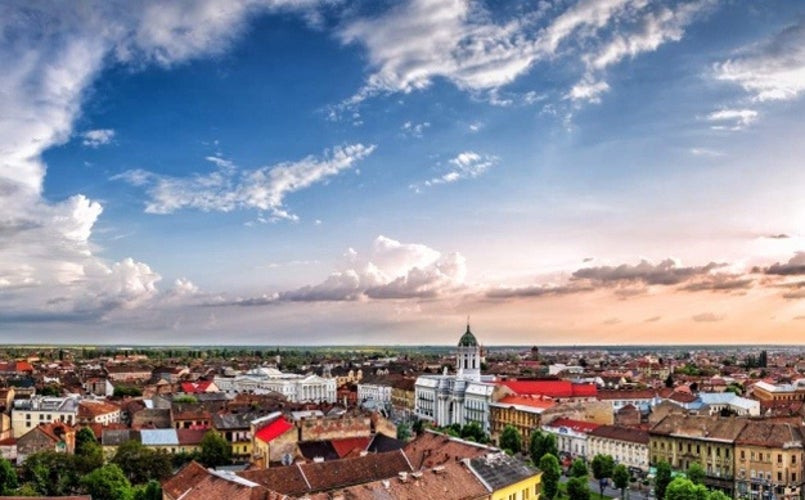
[734,422,804,500]
[650,414,746,495]
[489,395,554,452]
[468,452,542,500]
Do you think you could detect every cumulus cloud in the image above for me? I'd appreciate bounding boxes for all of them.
[0,0,325,324]
[706,108,758,131]
[412,151,498,191]
[485,283,594,299]
[227,236,467,304]
[114,144,375,220]
[763,252,805,276]
[715,20,805,102]
[335,0,712,110]
[82,129,116,148]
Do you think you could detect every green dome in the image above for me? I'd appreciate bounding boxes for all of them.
[458,324,478,347]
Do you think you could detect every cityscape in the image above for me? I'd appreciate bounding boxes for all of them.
[3,0,805,499]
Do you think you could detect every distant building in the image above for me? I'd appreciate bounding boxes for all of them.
[214,367,336,403]
[414,324,496,432]
[11,396,79,438]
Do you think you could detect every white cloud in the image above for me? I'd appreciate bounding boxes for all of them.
[401,121,431,138]
[0,1,326,323]
[115,144,376,220]
[412,151,498,191]
[566,79,610,104]
[690,147,724,157]
[335,0,710,111]
[252,235,468,302]
[82,129,116,148]
[715,20,805,102]
[706,108,758,131]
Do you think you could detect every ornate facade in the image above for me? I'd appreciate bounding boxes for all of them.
[414,325,496,432]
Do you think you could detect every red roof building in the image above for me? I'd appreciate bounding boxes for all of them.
[499,379,597,399]
[254,417,294,444]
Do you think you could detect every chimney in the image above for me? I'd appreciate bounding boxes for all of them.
[398,472,408,483]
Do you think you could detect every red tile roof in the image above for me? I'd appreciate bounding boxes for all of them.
[544,418,600,434]
[181,381,214,394]
[495,394,555,410]
[499,379,597,398]
[255,417,294,443]
[15,361,34,372]
[331,437,371,458]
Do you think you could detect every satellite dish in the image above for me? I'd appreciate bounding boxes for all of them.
[281,453,293,466]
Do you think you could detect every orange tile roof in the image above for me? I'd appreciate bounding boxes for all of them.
[495,394,555,410]
[331,437,371,458]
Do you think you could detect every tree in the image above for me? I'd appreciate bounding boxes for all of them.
[612,464,630,500]
[460,422,488,443]
[592,454,615,497]
[21,451,79,496]
[570,458,589,478]
[0,457,18,495]
[664,477,708,500]
[412,419,424,435]
[665,374,675,388]
[655,461,673,500]
[75,427,98,454]
[396,423,411,441]
[80,464,133,500]
[499,425,523,455]
[687,463,705,485]
[539,453,562,500]
[112,440,172,484]
[567,476,592,500]
[133,480,162,500]
[200,430,232,468]
[529,430,558,465]
[707,490,731,500]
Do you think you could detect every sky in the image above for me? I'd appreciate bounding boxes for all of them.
[3,0,805,346]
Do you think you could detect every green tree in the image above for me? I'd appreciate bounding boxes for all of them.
[539,453,562,500]
[591,454,615,497]
[133,480,162,500]
[460,422,488,443]
[570,458,589,478]
[0,457,18,494]
[567,476,592,500]
[664,477,709,500]
[412,419,424,435]
[499,425,523,455]
[21,451,79,496]
[655,461,673,500]
[200,430,232,468]
[612,464,630,500]
[80,464,133,500]
[707,490,731,500]
[396,423,411,441]
[75,427,98,454]
[112,440,172,484]
[529,430,558,465]
[687,462,706,485]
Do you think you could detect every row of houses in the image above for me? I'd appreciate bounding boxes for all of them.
[163,430,543,500]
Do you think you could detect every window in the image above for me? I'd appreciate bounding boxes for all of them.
[741,450,745,459]
[793,473,797,482]
[778,472,783,481]
[793,454,797,464]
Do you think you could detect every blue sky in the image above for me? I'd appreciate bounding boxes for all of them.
[4,0,805,345]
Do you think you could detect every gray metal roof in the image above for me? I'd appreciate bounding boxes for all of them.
[140,429,179,446]
[468,452,539,490]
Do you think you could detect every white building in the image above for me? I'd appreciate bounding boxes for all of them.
[357,383,392,405]
[542,417,600,460]
[11,396,79,438]
[414,325,496,432]
[587,425,650,472]
[214,367,336,403]
[698,392,760,416]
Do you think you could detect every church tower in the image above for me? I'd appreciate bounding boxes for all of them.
[456,322,481,382]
